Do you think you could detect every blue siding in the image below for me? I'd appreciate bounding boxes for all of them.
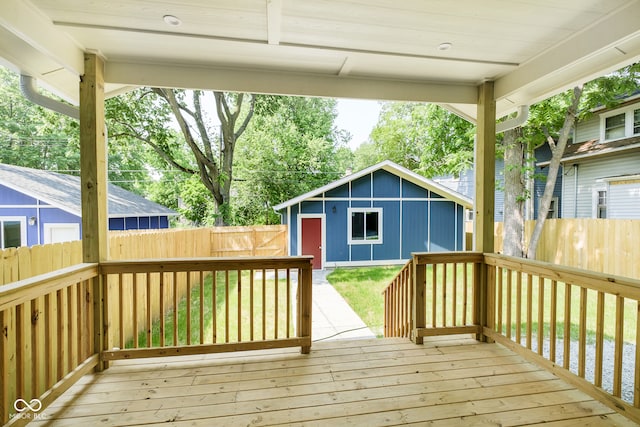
[457,205,465,249]
[351,244,371,261]
[326,201,349,262]
[350,200,371,208]
[351,175,371,198]
[110,218,125,230]
[401,200,428,258]
[0,185,37,205]
[402,180,428,198]
[373,170,400,198]
[373,200,400,260]
[301,200,323,214]
[326,183,348,198]
[429,202,456,251]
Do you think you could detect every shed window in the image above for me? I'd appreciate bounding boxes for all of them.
[596,190,607,219]
[634,108,640,135]
[348,208,382,244]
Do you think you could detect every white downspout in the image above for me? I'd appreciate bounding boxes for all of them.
[20,75,79,120]
[495,105,529,134]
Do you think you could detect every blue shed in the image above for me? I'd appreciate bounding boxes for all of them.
[0,163,177,248]
[273,160,472,269]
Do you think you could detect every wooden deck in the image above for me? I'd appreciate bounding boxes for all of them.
[32,336,635,426]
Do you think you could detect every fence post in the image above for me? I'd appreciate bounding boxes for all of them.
[412,255,425,344]
[298,260,312,354]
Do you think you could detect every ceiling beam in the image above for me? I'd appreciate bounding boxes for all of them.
[494,0,640,103]
[105,61,478,104]
[0,0,84,76]
[266,0,282,45]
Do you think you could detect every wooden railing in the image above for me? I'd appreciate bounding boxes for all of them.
[0,256,312,425]
[99,257,313,361]
[382,260,412,338]
[382,251,640,424]
[483,254,640,422]
[0,264,101,425]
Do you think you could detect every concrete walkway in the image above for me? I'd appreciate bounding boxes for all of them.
[311,269,376,341]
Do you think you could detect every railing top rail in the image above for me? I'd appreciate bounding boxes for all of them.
[484,253,640,300]
[99,256,314,274]
[413,251,484,265]
[0,263,99,311]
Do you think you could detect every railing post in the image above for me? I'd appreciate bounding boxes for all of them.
[298,261,312,354]
[412,255,425,344]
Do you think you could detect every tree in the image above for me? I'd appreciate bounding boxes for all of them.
[365,102,474,177]
[232,96,351,224]
[107,89,255,225]
[490,64,640,258]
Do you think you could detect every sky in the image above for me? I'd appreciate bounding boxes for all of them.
[335,99,382,150]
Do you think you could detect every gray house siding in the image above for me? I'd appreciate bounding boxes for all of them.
[574,115,599,143]
[562,153,640,218]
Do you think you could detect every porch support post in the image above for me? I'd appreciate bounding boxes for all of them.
[80,52,108,369]
[474,81,496,342]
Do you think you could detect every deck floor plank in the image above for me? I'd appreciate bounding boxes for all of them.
[30,337,631,426]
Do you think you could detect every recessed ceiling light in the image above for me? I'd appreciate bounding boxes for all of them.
[163,15,182,26]
[438,42,453,51]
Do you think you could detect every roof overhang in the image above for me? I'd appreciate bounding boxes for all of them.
[1,0,639,118]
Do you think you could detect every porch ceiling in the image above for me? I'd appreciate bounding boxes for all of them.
[1,0,640,118]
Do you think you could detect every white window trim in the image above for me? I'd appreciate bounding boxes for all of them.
[347,207,383,245]
[0,216,27,248]
[592,185,608,219]
[600,104,640,142]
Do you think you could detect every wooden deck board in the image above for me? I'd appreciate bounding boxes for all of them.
[31,337,629,426]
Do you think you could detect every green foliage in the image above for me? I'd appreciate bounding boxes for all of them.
[363,102,474,177]
[231,96,350,225]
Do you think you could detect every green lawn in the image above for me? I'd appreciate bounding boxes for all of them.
[130,271,293,348]
[326,265,403,337]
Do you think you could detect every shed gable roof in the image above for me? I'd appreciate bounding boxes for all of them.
[0,163,177,218]
[273,160,473,211]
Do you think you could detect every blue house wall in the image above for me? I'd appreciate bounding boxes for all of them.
[0,183,171,248]
[281,168,467,267]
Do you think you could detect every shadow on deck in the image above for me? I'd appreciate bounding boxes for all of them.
[32,336,634,426]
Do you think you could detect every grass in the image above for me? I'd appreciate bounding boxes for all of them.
[326,265,403,337]
[327,265,638,344]
[128,270,294,349]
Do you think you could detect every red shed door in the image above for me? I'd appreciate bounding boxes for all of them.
[301,217,322,269]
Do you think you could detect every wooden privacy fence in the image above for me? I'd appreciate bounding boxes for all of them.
[0,226,288,286]
[382,251,640,424]
[494,219,640,279]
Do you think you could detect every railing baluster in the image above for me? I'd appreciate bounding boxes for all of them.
[463,263,468,325]
[45,292,57,387]
[250,269,255,341]
[118,274,124,349]
[442,263,447,327]
[578,287,587,378]
[146,272,152,347]
[274,269,279,339]
[635,300,640,408]
[550,280,557,363]
[537,276,544,356]
[173,271,178,346]
[614,296,624,397]
[526,274,532,350]
[595,291,605,387]
[159,272,165,347]
[516,271,522,345]
[286,269,291,339]
[199,271,204,345]
[496,267,503,335]
[563,283,571,370]
[212,270,217,344]
[452,263,457,326]
[431,264,437,328]
[186,271,191,346]
[237,269,242,342]
[506,270,512,340]
[224,270,229,343]
[262,269,266,341]
[132,273,138,349]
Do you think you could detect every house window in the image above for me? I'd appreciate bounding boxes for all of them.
[596,190,607,219]
[601,105,640,141]
[348,208,382,244]
[548,197,559,219]
[0,217,26,249]
[604,113,625,140]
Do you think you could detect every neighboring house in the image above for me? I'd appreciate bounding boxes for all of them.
[274,160,472,269]
[537,97,640,219]
[0,163,177,248]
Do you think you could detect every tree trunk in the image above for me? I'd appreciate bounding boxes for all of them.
[502,127,525,257]
[527,86,583,259]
